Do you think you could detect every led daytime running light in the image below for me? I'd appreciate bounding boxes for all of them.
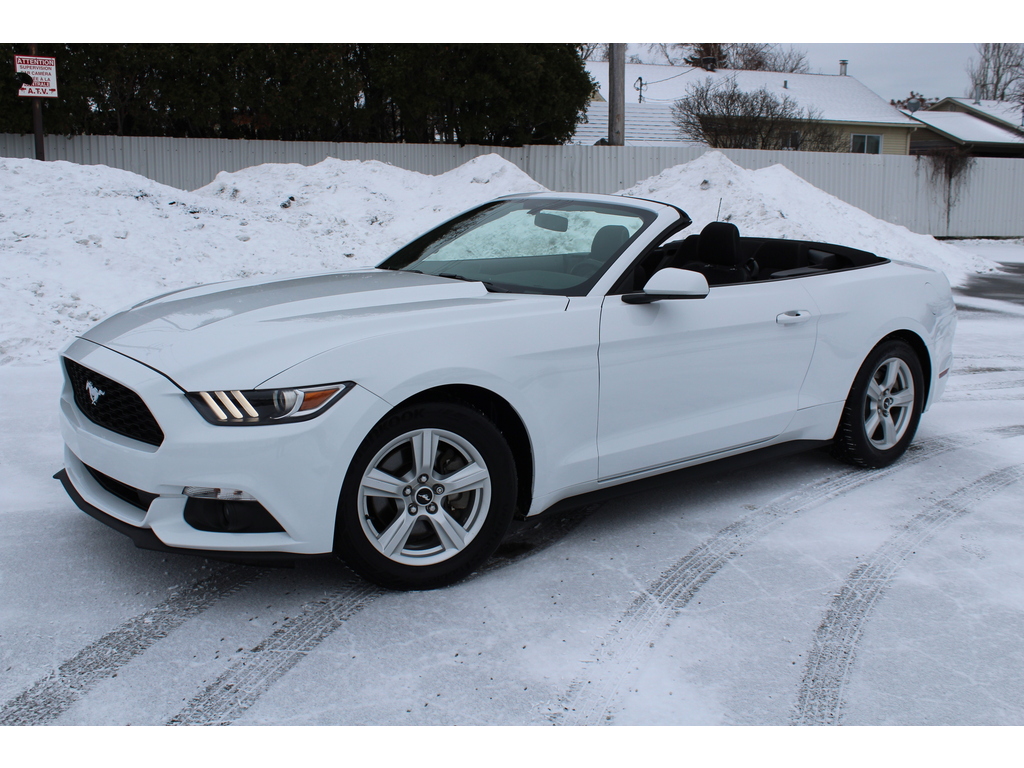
[187,383,353,425]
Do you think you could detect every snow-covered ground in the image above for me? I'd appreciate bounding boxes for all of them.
[2,152,1023,730]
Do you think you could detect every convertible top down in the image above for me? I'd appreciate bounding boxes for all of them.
[57,192,956,589]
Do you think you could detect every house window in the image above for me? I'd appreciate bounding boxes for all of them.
[851,134,882,154]
[781,130,801,150]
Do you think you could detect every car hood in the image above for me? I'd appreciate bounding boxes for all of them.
[80,269,498,391]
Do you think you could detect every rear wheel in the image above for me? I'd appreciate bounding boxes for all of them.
[833,339,924,468]
[334,402,517,590]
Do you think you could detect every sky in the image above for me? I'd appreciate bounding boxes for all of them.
[800,43,979,103]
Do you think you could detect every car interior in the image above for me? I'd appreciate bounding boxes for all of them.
[617,221,889,293]
[396,219,888,297]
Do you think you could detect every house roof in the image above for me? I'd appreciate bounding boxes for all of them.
[583,62,918,126]
[930,98,1024,131]
[908,110,1024,146]
[571,101,700,146]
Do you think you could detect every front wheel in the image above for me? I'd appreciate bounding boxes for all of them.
[832,339,924,469]
[334,402,517,590]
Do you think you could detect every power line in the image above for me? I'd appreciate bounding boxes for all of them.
[634,66,699,102]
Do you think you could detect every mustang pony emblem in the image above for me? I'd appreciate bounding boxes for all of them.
[85,380,105,406]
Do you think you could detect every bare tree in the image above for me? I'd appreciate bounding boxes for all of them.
[672,76,845,151]
[730,44,810,73]
[965,43,1024,100]
[890,92,940,111]
[681,43,732,69]
[645,43,686,65]
[645,43,810,72]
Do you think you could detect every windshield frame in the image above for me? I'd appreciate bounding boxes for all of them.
[376,197,660,297]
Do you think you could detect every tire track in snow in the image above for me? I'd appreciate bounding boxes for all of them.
[943,365,1024,400]
[167,505,596,726]
[168,578,383,726]
[942,391,1024,402]
[0,565,261,725]
[793,463,1024,725]
[550,426,1024,725]
[953,365,1024,375]
[947,379,1024,392]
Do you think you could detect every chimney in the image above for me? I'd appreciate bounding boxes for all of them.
[839,60,848,76]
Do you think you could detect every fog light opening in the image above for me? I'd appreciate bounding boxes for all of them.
[183,494,285,534]
[184,486,256,501]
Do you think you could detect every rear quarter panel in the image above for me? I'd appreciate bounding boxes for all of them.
[796,260,956,412]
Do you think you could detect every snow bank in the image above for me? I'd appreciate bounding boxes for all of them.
[619,151,994,285]
[0,154,543,365]
[0,150,995,366]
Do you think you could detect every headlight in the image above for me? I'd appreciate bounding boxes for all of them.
[186,383,354,425]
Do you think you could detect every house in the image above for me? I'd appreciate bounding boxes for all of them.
[573,61,919,154]
[904,97,1024,157]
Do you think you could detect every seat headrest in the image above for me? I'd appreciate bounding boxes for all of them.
[591,225,630,260]
[698,221,741,267]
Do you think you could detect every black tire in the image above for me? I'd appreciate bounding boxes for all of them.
[832,339,924,469]
[334,401,517,590]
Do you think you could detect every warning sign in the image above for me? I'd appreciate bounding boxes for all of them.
[15,55,58,98]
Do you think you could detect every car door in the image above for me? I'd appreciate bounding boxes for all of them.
[596,278,819,480]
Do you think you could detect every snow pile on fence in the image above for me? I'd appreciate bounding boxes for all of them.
[0,151,993,366]
[619,151,992,284]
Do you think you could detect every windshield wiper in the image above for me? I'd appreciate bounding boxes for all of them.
[438,272,509,293]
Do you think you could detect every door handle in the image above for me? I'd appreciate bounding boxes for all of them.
[777,309,812,325]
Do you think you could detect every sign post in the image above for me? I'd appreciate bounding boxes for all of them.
[15,50,58,161]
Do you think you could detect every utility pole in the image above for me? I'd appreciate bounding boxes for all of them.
[608,44,625,146]
[29,44,45,161]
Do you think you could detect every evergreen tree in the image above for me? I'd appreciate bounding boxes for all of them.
[0,43,594,146]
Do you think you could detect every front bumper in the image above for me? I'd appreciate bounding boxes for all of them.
[54,468,312,566]
[58,338,392,556]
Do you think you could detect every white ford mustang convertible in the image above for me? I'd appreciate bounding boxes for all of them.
[57,192,956,589]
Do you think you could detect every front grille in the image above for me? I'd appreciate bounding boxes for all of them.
[85,464,159,512]
[64,358,165,447]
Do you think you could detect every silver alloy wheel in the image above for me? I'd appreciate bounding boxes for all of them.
[357,427,492,566]
[863,356,916,450]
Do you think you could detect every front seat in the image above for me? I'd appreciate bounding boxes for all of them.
[681,221,757,284]
[572,224,631,277]
[590,225,630,261]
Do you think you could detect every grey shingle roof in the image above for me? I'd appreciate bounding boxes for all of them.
[571,102,700,145]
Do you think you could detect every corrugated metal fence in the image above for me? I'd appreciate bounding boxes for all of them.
[2,133,1022,237]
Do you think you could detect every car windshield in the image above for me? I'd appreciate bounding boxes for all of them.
[376,199,657,296]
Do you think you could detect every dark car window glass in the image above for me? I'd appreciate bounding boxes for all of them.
[377,199,657,296]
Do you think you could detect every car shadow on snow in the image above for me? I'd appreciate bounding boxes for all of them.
[956,261,1024,308]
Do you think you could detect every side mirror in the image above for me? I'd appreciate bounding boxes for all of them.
[622,268,710,304]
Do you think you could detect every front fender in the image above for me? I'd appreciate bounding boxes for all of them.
[259,293,605,504]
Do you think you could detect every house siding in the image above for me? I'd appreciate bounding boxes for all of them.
[829,123,913,155]
[907,126,959,153]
